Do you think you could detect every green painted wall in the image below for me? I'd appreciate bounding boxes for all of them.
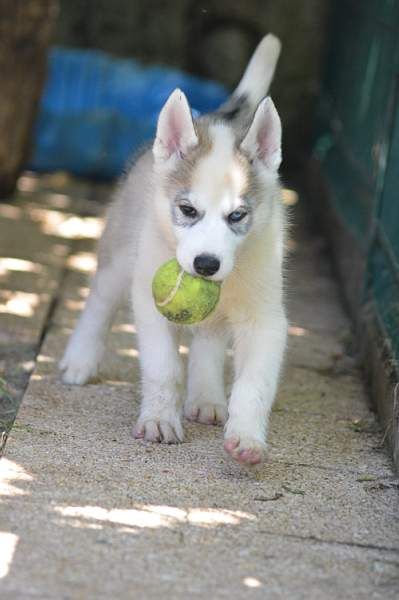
[315,0,399,370]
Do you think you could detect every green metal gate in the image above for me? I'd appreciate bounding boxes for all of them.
[315,0,399,373]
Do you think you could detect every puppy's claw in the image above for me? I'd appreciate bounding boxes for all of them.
[134,419,183,444]
[185,408,200,422]
[223,436,240,452]
[184,402,228,426]
[133,426,144,439]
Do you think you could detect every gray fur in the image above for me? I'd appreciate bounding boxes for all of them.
[171,195,204,228]
[227,205,253,236]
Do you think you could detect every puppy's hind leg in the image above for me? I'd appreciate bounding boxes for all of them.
[60,257,127,385]
[185,327,228,425]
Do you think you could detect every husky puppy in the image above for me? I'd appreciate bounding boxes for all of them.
[60,34,287,465]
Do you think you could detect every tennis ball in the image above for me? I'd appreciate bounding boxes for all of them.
[152,258,221,324]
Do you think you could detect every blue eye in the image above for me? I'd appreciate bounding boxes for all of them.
[228,209,247,223]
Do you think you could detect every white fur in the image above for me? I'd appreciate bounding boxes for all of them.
[241,97,282,170]
[153,89,198,163]
[60,35,286,464]
[234,33,281,110]
[176,124,244,281]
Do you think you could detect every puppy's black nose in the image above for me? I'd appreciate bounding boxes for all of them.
[193,254,220,276]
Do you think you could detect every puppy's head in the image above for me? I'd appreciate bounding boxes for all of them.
[152,89,282,282]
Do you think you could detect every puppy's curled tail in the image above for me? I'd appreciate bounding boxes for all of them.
[217,33,281,129]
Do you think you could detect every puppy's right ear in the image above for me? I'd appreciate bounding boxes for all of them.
[153,89,198,163]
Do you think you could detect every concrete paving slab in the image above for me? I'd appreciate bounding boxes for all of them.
[6,385,399,551]
[1,181,398,599]
[0,175,103,434]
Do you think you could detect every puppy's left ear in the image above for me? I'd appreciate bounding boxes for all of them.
[240,97,282,171]
[153,88,198,163]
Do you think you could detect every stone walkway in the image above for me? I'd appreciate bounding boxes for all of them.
[0,173,398,599]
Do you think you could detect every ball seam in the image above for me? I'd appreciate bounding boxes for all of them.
[156,268,185,307]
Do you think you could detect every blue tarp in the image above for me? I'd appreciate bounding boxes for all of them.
[28,48,228,178]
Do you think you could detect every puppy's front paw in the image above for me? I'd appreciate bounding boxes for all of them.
[223,436,265,465]
[59,348,101,385]
[224,419,266,464]
[133,418,184,444]
[184,400,228,426]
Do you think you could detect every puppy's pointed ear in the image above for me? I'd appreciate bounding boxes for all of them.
[153,89,198,162]
[240,97,282,171]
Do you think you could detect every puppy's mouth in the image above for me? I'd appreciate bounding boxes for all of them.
[183,266,226,284]
[184,268,223,282]
[200,272,225,283]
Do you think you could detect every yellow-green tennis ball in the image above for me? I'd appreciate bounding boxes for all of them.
[152,258,221,324]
